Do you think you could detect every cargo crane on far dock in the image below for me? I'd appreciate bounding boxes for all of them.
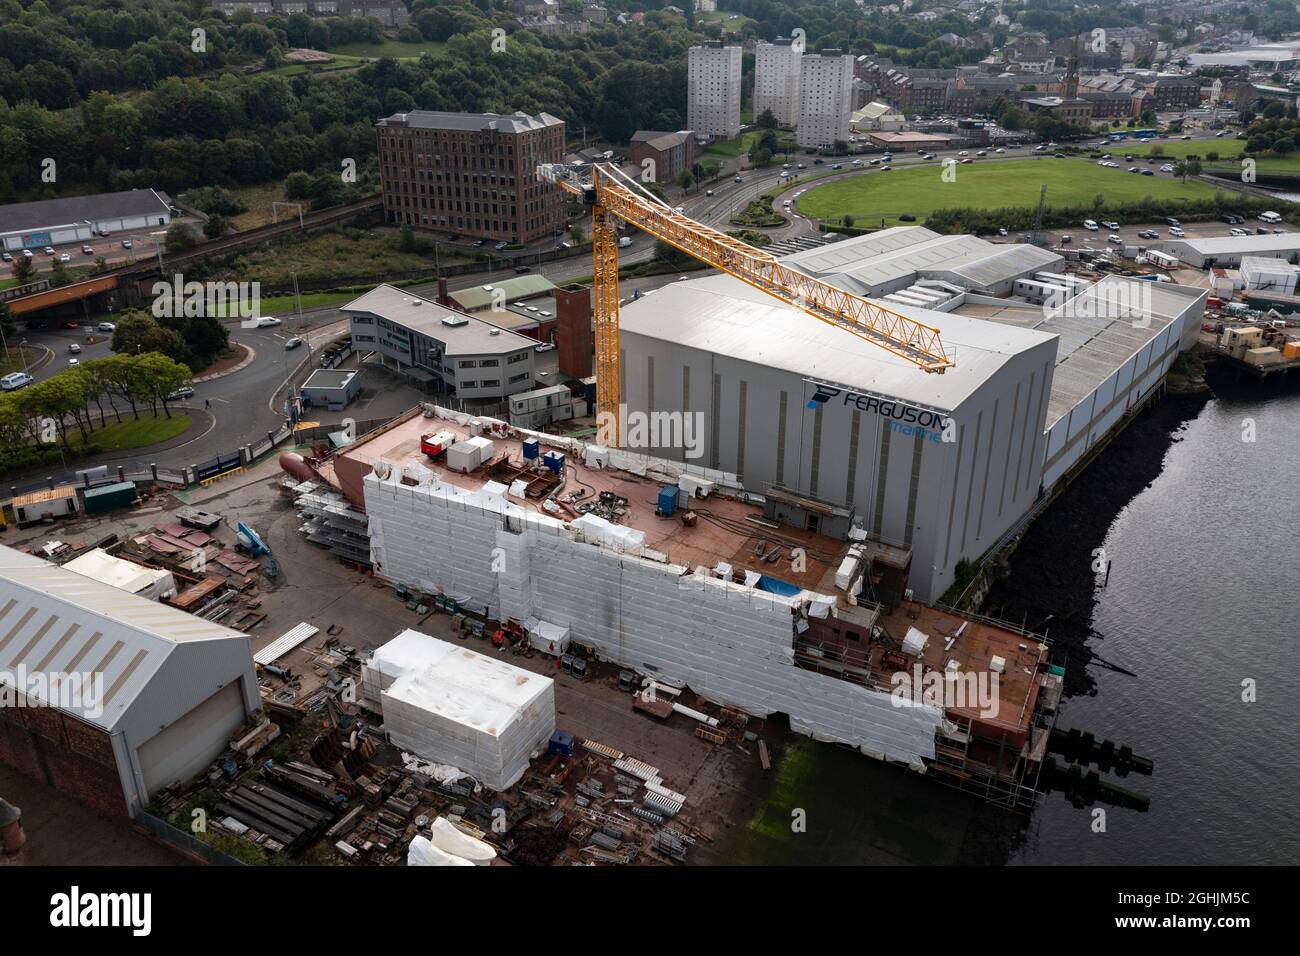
[537,162,956,446]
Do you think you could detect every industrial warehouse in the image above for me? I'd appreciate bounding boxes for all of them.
[0,188,173,252]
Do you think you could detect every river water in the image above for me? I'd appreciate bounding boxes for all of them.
[720,373,1300,865]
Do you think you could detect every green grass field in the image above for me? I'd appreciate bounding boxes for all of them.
[696,11,749,33]
[1117,139,1245,160]
[330,39,446,59]
[0,347,36,376]
[797,159,1225,226]
[85,413,192,452]
[703,131,761,158]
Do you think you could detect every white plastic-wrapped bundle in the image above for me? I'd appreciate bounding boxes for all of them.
[360,629,456,711]
[407,835,474,866]
[429,817,496,865]
[379,635,555,791]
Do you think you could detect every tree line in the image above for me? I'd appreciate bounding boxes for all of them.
[0,352,192,474]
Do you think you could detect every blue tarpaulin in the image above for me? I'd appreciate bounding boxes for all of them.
[757,575,802,597]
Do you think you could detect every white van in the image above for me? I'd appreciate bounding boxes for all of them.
[618,236,632,248]
[1083,219,1099,231]
[0,372,34,391]
[1259,211,1282,224]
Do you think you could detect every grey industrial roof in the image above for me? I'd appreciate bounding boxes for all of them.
[376,110,564,134]
[450,274,556,311]
[620,273,1057,413]
[0,546,250,731]
[0,189,171,236]
[783,226,1062,295]
[630,130,693,151]
[1168,234,1300,257]
[303,368,357,389]
[342,284,537,356]
[958,277,1206,427]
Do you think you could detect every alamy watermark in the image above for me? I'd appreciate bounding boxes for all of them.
[596,404,705,459]
[891,664,1000,718]
[1,666,104,720]
[150,274,261,323]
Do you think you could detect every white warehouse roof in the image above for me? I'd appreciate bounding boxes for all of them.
[342,284,537,356]
[0,546,253,731]
[1167,234,1300,258]
[781,226,1063,295]
[620,272,1058,413]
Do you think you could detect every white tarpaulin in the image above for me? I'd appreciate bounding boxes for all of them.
[523,617,570,656]
[407,834,474,867]
[379,631,555,791]
[429,816,496,865]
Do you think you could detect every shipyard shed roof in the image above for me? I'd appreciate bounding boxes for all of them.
[781,227,1061,295]
[0,545,252,731]
[619,273,1058,413]
[449,275,556,310]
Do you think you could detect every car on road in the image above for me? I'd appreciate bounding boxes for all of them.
[1101,220,1119,230]
[121,239,132,249]
[252,316,280,327]
[62,320,80,329]
[0,252,10,262]
[1138,230,1160,240]
[473,239,485,247]
[998,227,1008,236]
[705,189,713,196]
[82,245,93,255]
[535,342,556,352]
[977,150,987,157]
[68,343,81,354]
[734,176,743,183]
[958,150,969,157]
[851,159,863,166]
[284,336,303,349]
[1230,228,1249,237]
[58,253,71,263]
[1,372,34,391]
[1181,134,1192,140]
[514,266,531,273]
[1059,234,1072,244]
[1128,167,1140,173]
[959,158,972,164]
[43,246,55,256]
[1108,234,1123,245]
[68,357,79,365]
[1169,226,1185,237]
[166,385,195,400]
[831,164,842,170]
[494,241,508,251]
[97,321,116,332]
[995,147,1005,154]
[1160,164,1175,172]
[1141,169,1154,175]
[21,249,32,258]
[1165,217,1181,227]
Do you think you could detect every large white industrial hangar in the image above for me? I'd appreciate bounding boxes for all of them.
[619,236,1207,600]
[781,226,1065,297]
[0,188,172,252]
[619,274,1059,602]
[0,546,259,818]
[1164,233,1300,269]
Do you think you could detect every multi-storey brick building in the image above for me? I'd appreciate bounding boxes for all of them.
[377,110,567,245]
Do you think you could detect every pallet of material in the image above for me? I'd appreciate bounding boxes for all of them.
[166,574,226,611]
[215,550,260,575]
[632,692,674,719]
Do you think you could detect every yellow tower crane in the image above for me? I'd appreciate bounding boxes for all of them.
[538,162,955,446]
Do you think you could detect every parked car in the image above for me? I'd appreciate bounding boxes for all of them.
[1230,228,1248,237]
[1108,234,1123,245]
[1059,234,1072,244]
[1169,226,1186,237]
[535,342,556,352]
[284,337,303,350]
[1,372,34,391]
[97,322,116,332]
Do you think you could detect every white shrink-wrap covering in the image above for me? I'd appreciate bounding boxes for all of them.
[360,628,457,711]
[378,631,555,791]
[407,835,475,866]
[429,816,496,865]
[523,617,571,656]
[364,471,943,767]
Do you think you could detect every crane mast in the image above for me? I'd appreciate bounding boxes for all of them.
[538,162,955,446]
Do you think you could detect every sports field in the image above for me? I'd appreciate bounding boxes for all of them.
[797,158,1225,226]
